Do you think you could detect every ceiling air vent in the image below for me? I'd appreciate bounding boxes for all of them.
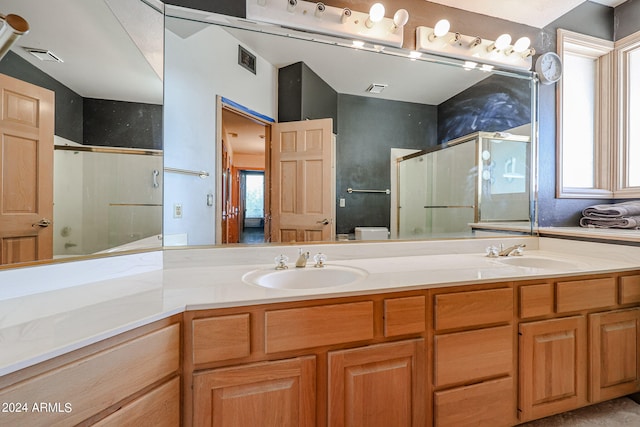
[23,47,63,63]
[366,83,388,94]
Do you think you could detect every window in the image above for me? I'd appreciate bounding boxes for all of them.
[615,31,640,195]
[556,29,613,198]
[557,29,640,199]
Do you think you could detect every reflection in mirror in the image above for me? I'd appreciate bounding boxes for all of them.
[164,6,536,247]
[0,0,163,266]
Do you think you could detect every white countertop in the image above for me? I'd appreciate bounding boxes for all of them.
[1,236,639,377]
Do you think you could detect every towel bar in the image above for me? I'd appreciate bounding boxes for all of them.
[347,187,390,194]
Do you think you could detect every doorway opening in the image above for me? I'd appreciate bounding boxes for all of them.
[217,97,271,244]
[239,170,265,243]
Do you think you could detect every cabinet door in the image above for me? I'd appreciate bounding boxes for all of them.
[589,308,640,402]
[193,356,316,427]
[519,316,587,422]
[328,339,425,427]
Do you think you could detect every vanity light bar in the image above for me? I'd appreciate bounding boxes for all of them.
[246,0,404,48]
[416,26,533,71]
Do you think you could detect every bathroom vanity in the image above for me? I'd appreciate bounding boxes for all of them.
[1,237,640,426]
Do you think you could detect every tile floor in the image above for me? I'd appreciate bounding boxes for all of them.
[520,397,640,426]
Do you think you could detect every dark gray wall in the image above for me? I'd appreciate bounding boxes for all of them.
[0,52,162,150]
[336,95,437,234]
[438,74,531,144]
[0,51,83,142]
[278,62,338,133]
[615,0,640,40]
[84,99,163,150]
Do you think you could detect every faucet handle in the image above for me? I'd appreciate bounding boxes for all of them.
[313,252,327,268]
[485,246,500,258]
[274,254,289,270]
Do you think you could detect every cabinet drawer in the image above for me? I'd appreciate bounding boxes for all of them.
[434,288,513,331]
[434,325,513,387]
[520,283,553,319]
[556,277,616,313]
[192,314,250,364]
[94,377,180,427]
[434,377,514,427]
[620,275,640,305]
[0,323,180,427]
[384,295,426,337]
[265,301,374,353]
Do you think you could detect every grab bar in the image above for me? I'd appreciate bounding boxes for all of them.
[347,187,390,195]
[164,167,209,179]
[423,205,475,209]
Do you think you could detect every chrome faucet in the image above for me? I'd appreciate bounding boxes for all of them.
[498,243,526,257]
[295,249,310,268]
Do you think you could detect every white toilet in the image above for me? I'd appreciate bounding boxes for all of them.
[354,227,389,240]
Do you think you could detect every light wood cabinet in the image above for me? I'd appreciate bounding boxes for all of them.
[193,356,316,427]
[328,339,425,427]
[589,308,640,402]
[519,315,588,422]
[93,377,181,427]
[431,286,515,427]
[0,322,181,427]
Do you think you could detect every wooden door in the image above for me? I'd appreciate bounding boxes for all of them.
[271,118,334,242]
[193,356,316,427]
[519,316,587,422]
[589,308,640,402]
[0,73,54,265]
[328,339,426,427]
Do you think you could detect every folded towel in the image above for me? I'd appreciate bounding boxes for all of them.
[582,201,640,218]
[579,215,640,229]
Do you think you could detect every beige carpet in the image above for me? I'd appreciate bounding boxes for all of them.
[521,398,640,426]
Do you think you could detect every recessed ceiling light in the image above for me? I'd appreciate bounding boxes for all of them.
[23,47,63,62]
[366,83,388,94]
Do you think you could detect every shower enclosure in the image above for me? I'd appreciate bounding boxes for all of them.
[53,145,163,257]
[397,132,531,239]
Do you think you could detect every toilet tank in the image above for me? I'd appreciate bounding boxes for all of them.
[355,227,389,240]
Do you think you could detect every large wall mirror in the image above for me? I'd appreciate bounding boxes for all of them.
[0,0,163,267]
[163,6,537,247]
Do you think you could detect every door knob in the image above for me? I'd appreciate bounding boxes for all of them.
[33,218,51,228]
[317,218,330,225]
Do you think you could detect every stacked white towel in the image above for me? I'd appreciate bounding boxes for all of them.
[580,201,640,229]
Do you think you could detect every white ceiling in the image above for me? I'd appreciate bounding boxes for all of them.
[0,0,163,104]
[427,0,627,28]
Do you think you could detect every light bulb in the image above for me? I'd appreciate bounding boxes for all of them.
[513,37,531,52]
[431,19,450,40]
[487,33,512,52]
[365,3,385,28]
[391,9,409,31]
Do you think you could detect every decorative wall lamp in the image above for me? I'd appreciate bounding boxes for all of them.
[416,24,533,71]
[0,13,29,62]
[246,0,407,48]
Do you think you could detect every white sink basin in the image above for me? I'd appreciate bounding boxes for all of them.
[242,265,368,290]
[495,256,580,270]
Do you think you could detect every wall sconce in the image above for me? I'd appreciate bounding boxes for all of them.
[391,9,409,33]
[417,25,533,71]
[0,14,29,62]
[246,0,404,48]
[341,8,351,24]
[365,3,385,28]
